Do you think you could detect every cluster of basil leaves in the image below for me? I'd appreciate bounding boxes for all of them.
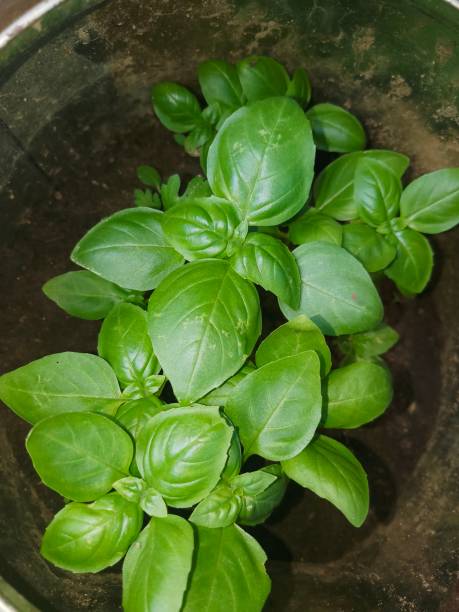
[0,55,458,612]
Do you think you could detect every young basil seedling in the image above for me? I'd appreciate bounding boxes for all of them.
[1,54,458,612]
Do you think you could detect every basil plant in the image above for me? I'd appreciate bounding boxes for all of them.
[1,55,458,611]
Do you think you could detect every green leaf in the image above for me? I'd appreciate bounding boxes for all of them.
[255,315,332,376]
[42,271,141,321]
[0,352,121,424]
[71,208,184,291]
[306,103,366,153]
[113,476,147,503]
[163,196,241,260]
[230,233,301,308]
[137,165,161,189]
[26,412,133,501]
[121,374,166,400]
[152,82,201,133]
[221,430,243,480]
[140,489,168,517]
[41,493,142,573]
[236,464,288,526]
[190,484,242,528]
[282,435,369,527]
[148,259,261,402]
[226,352,322,461]
[198,59,244,109]
[184,122,215,157]
[183,175,212,199]
[355,157,401,226]
[134,189,161,209]
[288,210,343,246]
[123,515,194,612]
[160,174,181,211]
[236,55,289,101]
[323,361,393,428]
[182,525,270,612]
[115,397,165,476]
[286,67,311,106]
[280,242,383,336]
[384,228,433,294]
[400,168,459,234]
[136,405,233,507]
[208,97,315,226]
[314,149,408,221]
[230,470,277,496]
[98,303,159,388]
[342,223,396,273]
[200,362,256,407]
[339,323,399,359]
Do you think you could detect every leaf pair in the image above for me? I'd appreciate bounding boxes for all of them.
[191,464,287,528]
[123,517,270,612]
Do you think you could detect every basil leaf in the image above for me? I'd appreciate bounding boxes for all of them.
[41,492,142,573]
[286,67,311,106]
[198,59,244,109]
[121,373,166,400]
[136,405,233,507]
[184,122,214,157]
[255,315,332,376]
[282,435,369,527]
[207,97,315,226]
[26,412,133,501]
[148,260,261,402]
[384,228,433,294]
[123,516,194,612]
[200,362,256,407]
[230,470,277,496]
[280,242,383,336]
[152,82,201,133]
[190,484,242,528]
[182,525,270,612]
[42,271,141,320]
[113,476,147,503]
[98,303,159,388]
[288,210,343,246]
[71,208,184,291]
[140,489,168,517]
[0,352,121,424]
[230,233,301,308]
[183,175,212,199]
[342,223,396,273]
[115,397,164,476]
[340,323,399,359]
[236,55,289,101]
[355,157,401,226]
[236,464,288,526]
[163,196,240,260]
[226,352,322,461]
[323,361,393,429]
[314,149,408,221]
[137,165,161,189]
[221,430,243,480]
[306,103,366,153]
[400,168,459,234]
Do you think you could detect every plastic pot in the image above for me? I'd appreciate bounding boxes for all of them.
[0,1,458,610]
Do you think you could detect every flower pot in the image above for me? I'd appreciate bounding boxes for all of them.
[0,1,458,610]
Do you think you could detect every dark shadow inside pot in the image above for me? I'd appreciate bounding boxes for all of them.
[0,1,458,611]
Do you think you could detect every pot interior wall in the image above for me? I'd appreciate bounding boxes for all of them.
[0,1,458,610]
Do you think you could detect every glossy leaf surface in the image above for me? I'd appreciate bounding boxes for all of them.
[71,208,184,291]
